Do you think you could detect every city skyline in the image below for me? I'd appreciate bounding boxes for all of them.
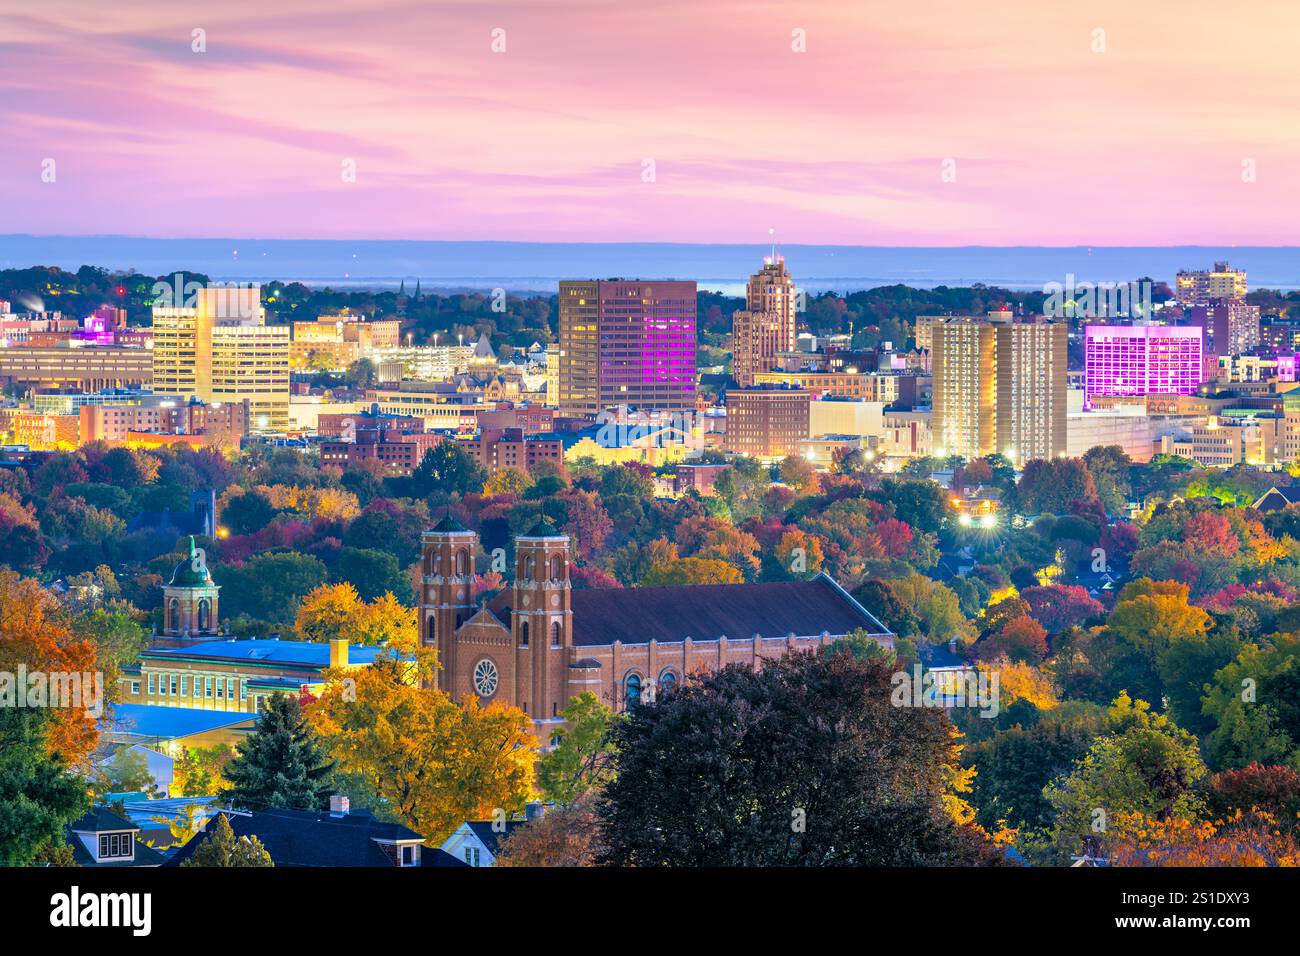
[4,1,1299,245]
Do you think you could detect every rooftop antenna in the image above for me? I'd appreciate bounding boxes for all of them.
[769,227,776,264]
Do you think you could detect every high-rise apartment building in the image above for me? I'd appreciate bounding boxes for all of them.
[732,259,797,387]
[557,280,696,415]
[1187,299,1261,356]
[152,286,290,432]
[1175,262,1247,306]
[932,316,1066,463]
[1084,325,1204,402]
[995,322,1068,463]
[931,319,996,460]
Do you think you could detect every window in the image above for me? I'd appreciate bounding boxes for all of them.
[216,680,224,699]
[401,845,417,866]
[168,598,179,631]
[551,622,561,647]
[625,673,642,709]
[465,846,481,867]
[205,677,213,698]
[659,669,677,696]
[455,550,468,575]
[180,676,188,696]
[197,598,210,632]
[227,679,235,701]
[519,622,529,647]
[99,832,132,860]
[170,676,178,696]
[549,555,563,580]
[130,681,139,695]
[148,674,156,695]
[193,677,203,698]
[427,616,436,645]
[473,659,499,697]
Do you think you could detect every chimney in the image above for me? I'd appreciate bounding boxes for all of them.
[329,638,348,670]
[329,795,350,817]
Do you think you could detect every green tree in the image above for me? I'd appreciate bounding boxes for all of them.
[336,547,412,603]
[181,813,274,867]
[0,708,88,865]
[221,490,277,536]
[1044,692,1207,860]
[537,693,618,806]
[222,695,334,812]
[409,443,486,499]
[215,552,328,623]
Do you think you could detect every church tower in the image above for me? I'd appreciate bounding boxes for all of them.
[161,535,220,641]
[513,518,572,722]
[420,513,478,690]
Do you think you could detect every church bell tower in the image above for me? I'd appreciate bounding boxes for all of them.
[420,513,478,690]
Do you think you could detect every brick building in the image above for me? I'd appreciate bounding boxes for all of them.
[724,385,811,459]
[420,516,892,738]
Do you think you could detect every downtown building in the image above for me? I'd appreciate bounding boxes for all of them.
[731,258,798,387]
[557,280,696,415]
[931,316,1067,463]
[1186,299,1261,357]
[152,286,290,432]
[1083,325,1204,404]
[1175,262,1247,306]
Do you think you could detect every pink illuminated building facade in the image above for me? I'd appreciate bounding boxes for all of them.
[1084,325,1203,405]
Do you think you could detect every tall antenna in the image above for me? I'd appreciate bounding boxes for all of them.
[769,227,776,264]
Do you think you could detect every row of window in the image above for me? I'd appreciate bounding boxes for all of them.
[135,672,246,702]
[625,669,677,707]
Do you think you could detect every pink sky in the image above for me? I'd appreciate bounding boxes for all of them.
[1,0,1296,244]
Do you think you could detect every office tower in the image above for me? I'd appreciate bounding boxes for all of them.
[1175,262,1247,306]
[724,385,810,458]
[1187,299,1261,356]
[1084,325,1204,401]
[732,259,798,387]
[557,280,696,415]
[995,321,1067,463]
[931,319,997,460]
[932,317,1066,463]
[152,286,290,432]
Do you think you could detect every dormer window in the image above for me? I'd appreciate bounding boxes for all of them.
[400,844,419,866]
[98,832,134,861]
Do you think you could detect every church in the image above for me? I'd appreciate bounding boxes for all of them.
[421,514,894,736]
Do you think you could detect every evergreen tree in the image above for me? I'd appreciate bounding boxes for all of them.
[0,708,88,865]
[182,814,274,867]
[222,695,334,812]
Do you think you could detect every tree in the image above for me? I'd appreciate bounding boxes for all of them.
[307,663,536,843]
[294,583,419,653]
[1202,637,1300,770]
[336,547,412,603]
[99,747,159,795]
[977,615,1048,665]
[0,708,88,865]
[597,653,1002,866]
[641,556,743,586]
[409,443,486,499]
[1044,693,1207,860]
[483,467,533,498]
[222,695,335,812]
[173,745,234,797]
[181,814,274,867]
[1020,584,1105,633]
[494,798,603,867]
[537,693,618,806]
[1083,445,1133,515]
[221,490,277,536]
[1015,458,1099,515]
[216,551,328,623]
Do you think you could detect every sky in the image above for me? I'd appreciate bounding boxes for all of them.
[1,0,1297,245]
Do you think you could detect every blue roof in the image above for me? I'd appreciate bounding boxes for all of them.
[105,704,258,741]
[115,796,222,830]
[141,638,386,668]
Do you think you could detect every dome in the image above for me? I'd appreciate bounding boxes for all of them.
[168,536,214,588]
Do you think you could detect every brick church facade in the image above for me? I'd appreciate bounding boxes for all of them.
[420,514,894,737]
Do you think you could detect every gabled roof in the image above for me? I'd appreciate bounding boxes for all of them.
[165,808,426,868]
[69,805,139,834]
[464,820,525,857]
[1252,486,1300,511]
[548,573,889,647]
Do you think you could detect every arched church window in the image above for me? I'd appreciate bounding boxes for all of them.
[197,598,210,632]
[455,550,468,575]
[549,554,563,580]
[427,616,436,645]
[625,673,642,710]
[551,621,562,647]
[520,621,529,647]
[168,598,180,632]
[659,669,677,696]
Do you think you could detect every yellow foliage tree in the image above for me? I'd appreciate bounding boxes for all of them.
[307,663,537,843]
[483,467,533,498]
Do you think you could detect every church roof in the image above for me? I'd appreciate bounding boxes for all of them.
[471,331,495,359]
[520,517,563,538]
[486,573,890,647]
[430,512,469,533]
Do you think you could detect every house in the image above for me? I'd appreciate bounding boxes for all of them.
[1252,486,1300,512]
[65,806,167,867]
[919,639,977,699]
[441,820,527,867]
[165,797,460,868]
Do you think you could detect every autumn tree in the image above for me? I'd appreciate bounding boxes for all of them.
[307,661,537,843]
[494,798,603,867]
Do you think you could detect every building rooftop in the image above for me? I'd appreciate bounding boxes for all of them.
[139,638,386,668]
[105,704,259,741]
